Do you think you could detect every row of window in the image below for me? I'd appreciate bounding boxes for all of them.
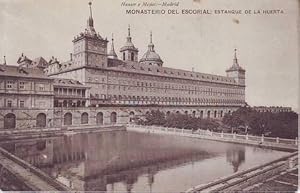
[3,100,46,108]
[111,65,236,84]
[103,84,244,96]
[5,81,45,91]
[5,100,24,108]
[92,94,244,104]
[87,76,244,95]
[54,88,86,97]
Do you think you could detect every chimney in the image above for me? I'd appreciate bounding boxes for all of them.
[70,53,73,61]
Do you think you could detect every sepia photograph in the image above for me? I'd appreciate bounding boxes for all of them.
[0,0,298,192]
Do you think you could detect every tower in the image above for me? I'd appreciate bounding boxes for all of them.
[72,2,108,68]
[226,49,245,85]
[120,25,138,62]
[140,31,163,66]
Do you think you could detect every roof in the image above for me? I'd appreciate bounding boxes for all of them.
[226,65,245,72]
[53,78,90,88]
[0,64,51,79]
[226,49,245,72]
[140,50,163,63]
[140,32,163,66]
[108,61,237,85]
[31,57,48,68]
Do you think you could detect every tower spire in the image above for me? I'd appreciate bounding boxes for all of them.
[233,48,239,67]
[89,1,93,18]
[108,33,118,59]
[148,31,154,51]
[3,56,6,65]
[126,25,132,43]
[128,25,131,37]
[87,2,94,28]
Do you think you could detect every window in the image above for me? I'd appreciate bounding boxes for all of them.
[123,52,125,60]
[39,84,45,91]
[131,52,134,61]
[7,100,12,107]
[19,100,25,108]
[19,82,25,89]
[7,81,13,88]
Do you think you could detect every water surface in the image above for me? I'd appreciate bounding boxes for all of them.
[1,130,288,192]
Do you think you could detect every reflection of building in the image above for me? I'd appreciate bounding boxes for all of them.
[226,146,245,172]
[0,2,246,129]
[4,131,213,191]
[253,106,292,113]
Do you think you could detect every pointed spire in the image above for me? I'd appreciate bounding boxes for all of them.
[128,25,131,37]
[148,31,155,51]
[89,1,93,18]
[108,33,118,59]
[87,1,94,29]
[226,48,245,72]
[126,25,132,43]
[3,56,6,65]
[233,48,239,67]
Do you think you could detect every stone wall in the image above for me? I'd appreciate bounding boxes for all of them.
[0,105,239,130]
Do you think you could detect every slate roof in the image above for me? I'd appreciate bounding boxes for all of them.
[53,78,90,88]
[0,64,51,79]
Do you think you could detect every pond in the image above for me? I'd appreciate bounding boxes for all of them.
[0,130,288,192]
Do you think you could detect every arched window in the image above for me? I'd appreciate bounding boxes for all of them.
[220,110,223,118]
[36,113,46,128]
[123,52,125,60]
[129,111,135,122]
[200,110,204,118]
[214,110,217,118]
[64,113,72,125]
[166,111,171,116]
[96,112,103,125]
[81,112,89,124]
[207,111,211,118]
[4,113,16,129]
[131,52,134,61]
[110,112,117,124]
[192,111,196,117]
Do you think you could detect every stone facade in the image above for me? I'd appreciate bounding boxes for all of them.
[0,64,54,129]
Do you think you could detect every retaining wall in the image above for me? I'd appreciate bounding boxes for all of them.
[127,125,298,151]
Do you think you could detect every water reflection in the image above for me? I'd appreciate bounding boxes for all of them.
[226,146,245,172]
[0,131,288,192]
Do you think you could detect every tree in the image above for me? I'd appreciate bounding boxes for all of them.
[222,107,298,138]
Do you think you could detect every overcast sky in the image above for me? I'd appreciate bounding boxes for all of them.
[0,0,298,112]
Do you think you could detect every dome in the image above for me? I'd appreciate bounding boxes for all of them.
[120,41,138,52]
[120,25,138,52]
[139,32,163,66]
[140,50,163,66]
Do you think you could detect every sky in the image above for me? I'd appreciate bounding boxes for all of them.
[0,0,299,112]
